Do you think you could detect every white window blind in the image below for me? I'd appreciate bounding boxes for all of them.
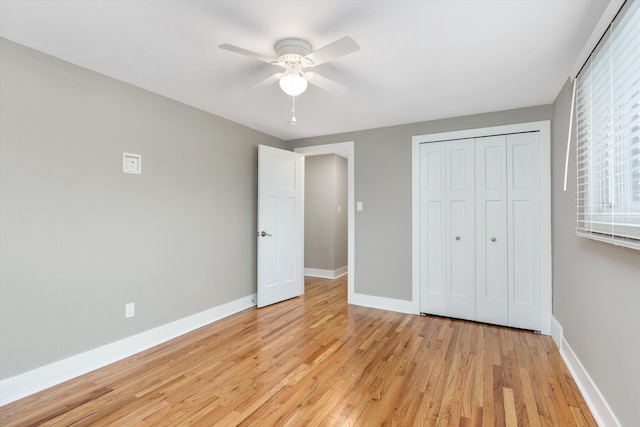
[576,0,640,250]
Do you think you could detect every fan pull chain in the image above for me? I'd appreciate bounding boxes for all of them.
[289,96,298,126]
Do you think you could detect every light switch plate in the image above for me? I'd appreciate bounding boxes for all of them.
[125,302,135,318]
[123,152,142,174]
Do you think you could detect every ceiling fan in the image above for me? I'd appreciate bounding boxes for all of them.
[219,36,360,97]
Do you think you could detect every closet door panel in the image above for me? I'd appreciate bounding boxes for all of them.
[419,144,447,315]
[507,133,541,330]
[446,140,475,320]
[475,136,508,326]
[449,200,469,296]
[512,200,534,303]
[484,200,507,302]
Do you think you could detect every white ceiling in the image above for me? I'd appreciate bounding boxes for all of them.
[0,0,608,141]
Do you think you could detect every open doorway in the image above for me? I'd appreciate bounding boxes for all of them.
[304,153,348,279]
[294,142,355,303]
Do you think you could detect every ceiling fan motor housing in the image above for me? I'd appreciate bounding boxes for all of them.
[275,38,313,66]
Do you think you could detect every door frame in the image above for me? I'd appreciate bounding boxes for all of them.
[412,121,552,334]
[294,141,355,304]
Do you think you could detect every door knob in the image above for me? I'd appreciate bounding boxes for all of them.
[259,231,272,237]
[491,237,497,242]
[455,235,461,241]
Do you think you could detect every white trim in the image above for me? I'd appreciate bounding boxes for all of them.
[295,142,355,305]
[411,138,421,314]
[304,266,348,279]
[411,121,552,334]
[350,292,415,314]
[559,334,622,427]
[569,0,625,80]
[550,315,563,350]
[0,294,256,406]
[539,122,552,336]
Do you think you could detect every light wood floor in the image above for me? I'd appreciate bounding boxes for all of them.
[0,276,595,426]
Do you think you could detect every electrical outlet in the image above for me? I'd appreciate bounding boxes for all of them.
[125,302,135,318]
[123,152,142,174]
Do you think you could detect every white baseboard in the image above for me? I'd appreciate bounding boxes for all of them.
[550,314,563,349]
[349,292,415,314]
[551,316,621,427]
[0,294,256,406]
[304,266,347,279]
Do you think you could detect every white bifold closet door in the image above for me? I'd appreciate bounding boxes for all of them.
[505,132,540,330]
[419,138,475,320]
[419,132,541,331]
[445,139,476,320]
[419,142,446,316]
[475,135,508,326]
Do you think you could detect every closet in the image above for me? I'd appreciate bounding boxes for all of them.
[418,131,542,331]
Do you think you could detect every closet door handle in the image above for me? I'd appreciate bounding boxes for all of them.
[455,235,461,241]
[491,237,497,242]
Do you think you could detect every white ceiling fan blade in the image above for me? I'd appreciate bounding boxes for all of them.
[219,44,277,64]
[304,36,359,67]
[305,72,348,96]
[249,72,284,90]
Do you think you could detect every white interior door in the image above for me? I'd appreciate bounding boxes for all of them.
[445,139,476,320]
[507,132,541,330]
[419,142,447,315]
[257,145,304,308]
[475,135,508,325]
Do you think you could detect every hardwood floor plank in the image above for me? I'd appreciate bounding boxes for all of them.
[519,366,543,427]
[503,387,518,427]
[0,276,596,426]
[493,364,506,426]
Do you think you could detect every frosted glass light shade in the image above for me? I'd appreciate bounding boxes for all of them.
[279,73,308,96]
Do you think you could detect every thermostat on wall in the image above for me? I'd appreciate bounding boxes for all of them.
[123,152,142,174]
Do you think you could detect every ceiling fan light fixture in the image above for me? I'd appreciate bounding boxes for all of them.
[279,72,308,97]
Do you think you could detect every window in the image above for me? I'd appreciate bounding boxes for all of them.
[576,0,640,250]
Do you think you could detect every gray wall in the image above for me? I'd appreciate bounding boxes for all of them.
[334,155,348,269]
[0,39,285,379]
[552,79,640,426]
[287,106,552,301]
[304,154,348,271]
